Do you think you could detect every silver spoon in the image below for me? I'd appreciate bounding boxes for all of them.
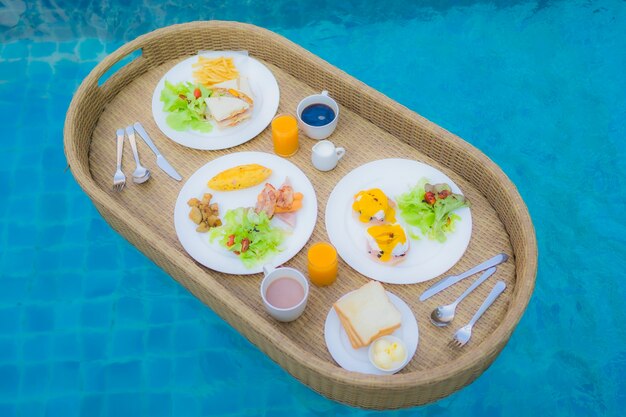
[126,125,151,184]
[430,267,496,327]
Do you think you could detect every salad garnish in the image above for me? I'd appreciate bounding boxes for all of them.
[210,207,285,267]
[397,178,470,243]
[160,80,213,132]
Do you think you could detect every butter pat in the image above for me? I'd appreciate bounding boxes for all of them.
[369,336,408,373]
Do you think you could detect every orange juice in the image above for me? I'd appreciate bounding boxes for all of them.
[271,114,299,157]
[307,242,338,286]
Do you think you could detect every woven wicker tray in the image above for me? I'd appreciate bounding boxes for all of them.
[64,21,537,409]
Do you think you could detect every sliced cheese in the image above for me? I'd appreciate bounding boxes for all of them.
[333,281,402,348]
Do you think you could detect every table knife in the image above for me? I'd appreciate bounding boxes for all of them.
[133,122,182,181]
[419,253,509,301]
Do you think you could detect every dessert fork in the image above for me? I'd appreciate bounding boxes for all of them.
[113,128,126,191]
[452,281,506,347]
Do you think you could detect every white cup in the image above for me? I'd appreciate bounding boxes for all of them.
[311,140,345,172]
[260,264,309,322]
[296,90,339,140]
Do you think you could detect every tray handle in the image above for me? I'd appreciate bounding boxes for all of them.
[85,43,149,99]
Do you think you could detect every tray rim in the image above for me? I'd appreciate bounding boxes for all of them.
[63,20,538,408]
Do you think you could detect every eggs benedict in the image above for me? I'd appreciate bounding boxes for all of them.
[352,189,396,224]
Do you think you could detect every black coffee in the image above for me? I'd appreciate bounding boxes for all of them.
[301,103,335,127]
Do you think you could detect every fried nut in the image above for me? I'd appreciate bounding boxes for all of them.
[189,206,203,224]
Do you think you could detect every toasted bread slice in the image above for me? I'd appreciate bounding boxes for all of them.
[333,281,402,348]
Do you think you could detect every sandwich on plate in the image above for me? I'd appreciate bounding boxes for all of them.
[204,77,254,128]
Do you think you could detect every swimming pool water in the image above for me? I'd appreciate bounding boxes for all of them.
[1,0,625,415]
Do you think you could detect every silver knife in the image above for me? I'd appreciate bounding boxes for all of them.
[420,253,509,301]
[133,122,182,181]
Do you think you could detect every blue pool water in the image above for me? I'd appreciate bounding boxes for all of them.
[1,0,625,415]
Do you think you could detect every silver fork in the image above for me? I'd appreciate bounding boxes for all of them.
[113,128,126,191]
[452,281,506,347]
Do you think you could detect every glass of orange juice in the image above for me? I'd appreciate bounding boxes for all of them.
[307,242,338,287]
[271,114,299,157]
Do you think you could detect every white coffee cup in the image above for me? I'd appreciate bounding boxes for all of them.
[296,90,339,140]
[260,264,309,322]
[311,140,345,172]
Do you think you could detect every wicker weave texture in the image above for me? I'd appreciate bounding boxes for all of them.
[64,21,537,409]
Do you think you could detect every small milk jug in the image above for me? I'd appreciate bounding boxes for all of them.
[311,140,345,172]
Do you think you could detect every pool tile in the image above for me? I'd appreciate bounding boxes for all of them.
[17,402,45,417]
[37,193,67,223]
[21,363,50,396]
[83,270,119,298]
[2,41,28,59]
[80,331,109,361]
[51,332,81,360]
[82,363,106,392]
[0,365,20,398]
[48,361,81,393]
[148,298,175,325]
[144,357,171,387]
[7,196,37,224]
[81,300,113,328]
[29,275,59,302]
[53,272,86,300]
[79,395,104,417]
[105,360,142,389]
[21,334,52,363]
[86,243,120,271]
[146,393,172,417]
[2,248,35,275]
[35,224,66,247]
[172,322,205,352]
[115,296,146,323]
[24,305,56,332]
[106,393,142,416]
[78,38,104,61]
[0,337,18,363]
[0,60,27,81]
[172,393,201,417]
[26,61,53,81]
[44,395,81,417]
[172,356,200,387]
[33,247,63,272]
[5,223,30,247]
[54,301,82,329]
[110,328,145,358]
[0,403,17,417]
[0,306,20,333]
[29,41,56,58]
[146,327,172,354]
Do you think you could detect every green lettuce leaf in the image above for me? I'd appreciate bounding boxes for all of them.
[210,208,285,268]
[397,178,470,243]
[160,81,213,133]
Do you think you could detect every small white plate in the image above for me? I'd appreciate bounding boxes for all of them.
[152,51,280,150]
[174,152,318,274]
[325,159,472,284]
[324,291,418,375]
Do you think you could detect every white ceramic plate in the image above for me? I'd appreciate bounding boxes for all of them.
[325,159,472,284]
[174,152,317,274]
[152,51,280,150]
[324,291,418,375]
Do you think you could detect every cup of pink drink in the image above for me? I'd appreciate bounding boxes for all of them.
[261,264,309,322]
